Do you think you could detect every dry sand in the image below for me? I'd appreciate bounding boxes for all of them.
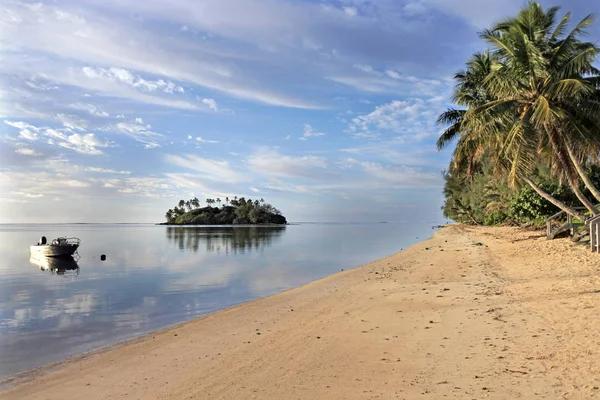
[2,224,600,399]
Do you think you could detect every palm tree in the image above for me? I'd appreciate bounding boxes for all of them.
[216,198,221,208]
[438,2,600,220]
[477,2,600,214]
[225,196,229,206]
[178,199,185,209]
[438,52,587,219]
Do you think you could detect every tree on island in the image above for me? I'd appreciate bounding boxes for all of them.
[438,1,600,226]
[163,196,287,225]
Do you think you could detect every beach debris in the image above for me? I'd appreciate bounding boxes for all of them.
[505,368,528,375]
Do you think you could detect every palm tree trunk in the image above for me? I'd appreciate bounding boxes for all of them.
[565,144,600,203]
[522,176,586,220]
[569,179,598,216]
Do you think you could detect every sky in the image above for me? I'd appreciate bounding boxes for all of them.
[1,0,598,223]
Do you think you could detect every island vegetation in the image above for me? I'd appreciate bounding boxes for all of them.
[163,196,287,225]
[438,1,600,228]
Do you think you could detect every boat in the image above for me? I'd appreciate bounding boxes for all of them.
[30,254,80,275]
[30,236,81,257]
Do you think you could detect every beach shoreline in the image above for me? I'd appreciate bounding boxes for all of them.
[3,224,600,399]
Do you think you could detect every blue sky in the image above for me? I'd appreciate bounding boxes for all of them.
[0,0,597,223]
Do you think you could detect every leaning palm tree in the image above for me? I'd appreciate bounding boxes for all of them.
[477,2,600,213]
[439,2,600,220]
[438,50,588,219]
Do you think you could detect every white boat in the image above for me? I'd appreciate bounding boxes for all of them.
[30,236,81,257]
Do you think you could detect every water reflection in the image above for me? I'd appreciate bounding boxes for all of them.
[0,222,438,380]
[29,255,80,276]
[166,226,286,254]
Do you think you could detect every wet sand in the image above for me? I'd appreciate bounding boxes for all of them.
[2,224,600,399]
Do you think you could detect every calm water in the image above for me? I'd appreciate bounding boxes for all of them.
[0,223,435,379]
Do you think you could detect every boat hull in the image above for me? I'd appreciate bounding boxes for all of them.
[30,254,79,272]
[30,244,79,257]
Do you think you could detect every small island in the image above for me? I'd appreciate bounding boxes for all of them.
[163,196,287,225]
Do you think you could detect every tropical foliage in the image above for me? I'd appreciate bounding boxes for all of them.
[439,1,600,226]
[164,196,286,225]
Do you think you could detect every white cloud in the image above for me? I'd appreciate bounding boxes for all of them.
[329,67,444,96]
[18,129,39,141]
[109,120,162,148]
[69,103,110,117]
[98,177,175,197]
[1,1,320,108]
[358,160,440,187]
[299,124,325,140]
[56,133,111,155]
[56,113,88,130]
[164,154,247,182]
[201,98,218,111]
[247,149,327,179]
[15,147,42,156]
[11,191,44,198]
[82,67,185,94]
[4,119,113,155]
[347,99,438,140]
[4,120,40,141]
[195,136,219,143]
[84,167,131,175]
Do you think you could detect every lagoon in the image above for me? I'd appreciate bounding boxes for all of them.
[0,222,435,379]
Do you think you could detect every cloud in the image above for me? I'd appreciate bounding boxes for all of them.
[68,103,110,117]
[347,99,440,140]
[195,136,219,144]
[1,1,321,108]
[55,113,89,131]
[329,65,446,96]
[343,7,358,17]
[420,0,523,29]
[56,133,111,155]
[82,67,185,94]
[4,120,41,141]
[84,167,131,175]
[98,177,175,197]
[200,98,218,111]
[15,147,42,156]
[107,119,162,148]
[299,124,325,140]
[4,120,113,155]
[247,148,327,179]
[164,154,247,182]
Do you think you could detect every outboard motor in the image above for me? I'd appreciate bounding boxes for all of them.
[40,236,47,245]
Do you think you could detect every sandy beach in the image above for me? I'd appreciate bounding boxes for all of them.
[3,224,600,399]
